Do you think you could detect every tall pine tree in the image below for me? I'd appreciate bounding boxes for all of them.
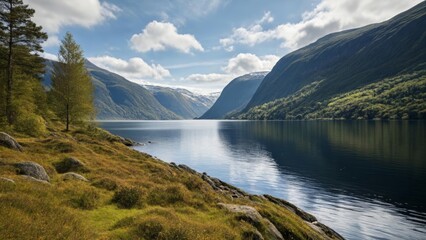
[0,0,47,124]
[51,32,94,131]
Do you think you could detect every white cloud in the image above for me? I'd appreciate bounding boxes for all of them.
[185,73,232,83]
[42,35,60,48]
[26,0,120,33]
[25,0,120,47]
[257,11,274,25]
[88,56,171,82]
[184,53,279,84]
[220,0,422,50]
[223,53,279,75]
[40,52,58,61]
[130,21,204,54]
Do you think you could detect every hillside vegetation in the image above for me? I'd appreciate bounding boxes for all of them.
[0,124,342,240]
[238,71,426,120]
[241,2,426,118]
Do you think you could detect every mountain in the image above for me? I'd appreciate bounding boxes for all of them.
[144,85,217,119]
[43,60,180,120]
[200,72,267,119]
[240,2,426,119]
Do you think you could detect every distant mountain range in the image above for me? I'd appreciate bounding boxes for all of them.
[223,2,425,120]
[43,60,218,120]
[200,72,267,119]
[144,85,218,119]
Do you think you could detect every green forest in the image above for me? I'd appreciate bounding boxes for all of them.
[238,71,426,120]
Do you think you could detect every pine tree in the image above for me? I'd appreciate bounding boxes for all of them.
[0,0,47,124]
[51,32,94,131]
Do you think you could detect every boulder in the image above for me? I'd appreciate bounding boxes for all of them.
[21,175,50,185]
[218,203,284,240]
[62,172,88,182]
[14,162,50,182]
[54,157,86,173]
[0,132,23,151]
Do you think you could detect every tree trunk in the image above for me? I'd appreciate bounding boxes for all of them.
[66,103,69,131]
[5,0,14,124]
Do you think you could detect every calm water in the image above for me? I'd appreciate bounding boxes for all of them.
[98,120,426,240]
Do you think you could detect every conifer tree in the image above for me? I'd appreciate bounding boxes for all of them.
[51,32,94,131]
[0,0,47,124]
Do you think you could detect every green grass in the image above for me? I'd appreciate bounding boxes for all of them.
[0,123,336,239]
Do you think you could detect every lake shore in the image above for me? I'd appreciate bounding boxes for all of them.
[0,126,343,239]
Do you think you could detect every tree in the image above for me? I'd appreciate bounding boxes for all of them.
[51,32,94,131]
[0,0,47,124]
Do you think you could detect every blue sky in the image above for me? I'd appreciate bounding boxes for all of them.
[26,0,422,93]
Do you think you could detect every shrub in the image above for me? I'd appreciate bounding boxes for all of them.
[72,190,100,210]
[147,185,188,206]
[112,187,141,209]
[92,177,118,191]
[135,217,164,239]
[14,114,47,137]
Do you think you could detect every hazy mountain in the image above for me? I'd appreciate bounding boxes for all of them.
[237,2,426,120]
[200,72,267,119]
[43,60,180,120]
[144,85,217,119]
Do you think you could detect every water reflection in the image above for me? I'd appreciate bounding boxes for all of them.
[98,120,426,240]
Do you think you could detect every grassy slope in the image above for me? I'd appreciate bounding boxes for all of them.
[244,2,426,111]
[0,124,337,240]
[239,71,426,120]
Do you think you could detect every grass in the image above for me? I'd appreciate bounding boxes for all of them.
[0,123,336,239]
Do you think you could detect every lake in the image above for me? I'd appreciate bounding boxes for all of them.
[98,120,426,240]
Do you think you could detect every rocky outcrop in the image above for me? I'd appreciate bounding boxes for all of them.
[218,203,284,240]
[264,195,344,240]
[0,132,23,151]
[177,164,343,239]
[14,162,50,182]
[54,157,86,173]
[264,194,317,222]
[62,172,88,182]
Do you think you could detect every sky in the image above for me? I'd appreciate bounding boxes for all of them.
[25,0,423,93]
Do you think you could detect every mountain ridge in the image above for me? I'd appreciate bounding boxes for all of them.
[243,2,426,113]
[200,72,268,119]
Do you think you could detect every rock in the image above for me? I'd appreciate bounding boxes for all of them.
[0,132,23,151]
[21,175,50,185]
[118,137,136,146]
[0,177,15,184]
[62,172,88,182]
[218,203,284,240]
[54,157,86,173]
[202,173,248,198]
[14,162,50,182]
[178,164,199,175]
[264,194,317,222]
[312,222,345,240]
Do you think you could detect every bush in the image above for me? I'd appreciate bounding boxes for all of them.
[134,216,190,240]
[72,190,100,210]
[147,185,188,206]
[92,177,118,191]
[112,187,141,209]
[135,217,164,239]
[14,114,47,137]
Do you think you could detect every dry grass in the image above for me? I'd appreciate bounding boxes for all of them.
[0,124,332,239]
